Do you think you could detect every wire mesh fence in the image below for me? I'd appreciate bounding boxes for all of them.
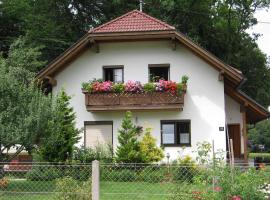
[0,162,270,200]
[0,162,92,200]
[100,163,270,200]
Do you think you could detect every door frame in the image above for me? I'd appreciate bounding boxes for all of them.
[227,123,241,158]
[84,121,113,149]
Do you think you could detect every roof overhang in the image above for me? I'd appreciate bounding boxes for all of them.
[225,84,270,123]
[37,30,243,85]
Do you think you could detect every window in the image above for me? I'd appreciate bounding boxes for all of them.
[103,66,123,83]
[161,120,191,146]
[149,64,169,81]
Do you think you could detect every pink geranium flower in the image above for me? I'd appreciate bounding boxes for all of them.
[124,81,143,93]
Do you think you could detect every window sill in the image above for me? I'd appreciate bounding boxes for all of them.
[162,144,191,147]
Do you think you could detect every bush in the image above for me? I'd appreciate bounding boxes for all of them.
[139,166,166,183]
[64,166,91,181]
[139,128,164,163]
[172,156,198,182]
[101,168,137,182]
[73,144,113,163]
[54,177,91,200]
[26,166,62,181]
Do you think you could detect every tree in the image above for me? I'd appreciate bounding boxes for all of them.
[0,49,53,162]
[248,120,270,152]
[139,128,164,163]
[116,111,143,163]
[38,90,81,162]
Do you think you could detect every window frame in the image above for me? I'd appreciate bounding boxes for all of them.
[148,64,170,82]
[160,120,191,147]
[103,65,124,83]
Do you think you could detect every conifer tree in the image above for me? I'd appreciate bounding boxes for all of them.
[116,111,142,163]
[39,90,81,162]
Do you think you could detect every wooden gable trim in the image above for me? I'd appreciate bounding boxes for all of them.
[225,85,269,123]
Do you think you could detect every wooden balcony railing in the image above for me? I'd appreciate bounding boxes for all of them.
[82,89,186,112]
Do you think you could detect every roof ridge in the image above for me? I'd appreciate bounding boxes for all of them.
[89,10,138,33]
[89,10,175,33]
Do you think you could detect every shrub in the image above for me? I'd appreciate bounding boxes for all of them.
[112,83,124,93]
[139,128,164,163]
[73,144,113,163]
[172,155,198,182]
[54,177,91,200]
[139,166,166,183]
[101,168,137,182]
[143,83,155,93]
[64,166,91,181]
[26,166,62,181]
[216,167,266,200]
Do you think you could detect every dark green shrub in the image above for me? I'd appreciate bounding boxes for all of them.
[65,166,91,181]
[26,166,62,181]
[101,168,137,182]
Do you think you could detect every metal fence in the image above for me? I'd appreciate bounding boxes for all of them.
[0,162,92,199]
[100,163,270,200]
[0,162,270,200]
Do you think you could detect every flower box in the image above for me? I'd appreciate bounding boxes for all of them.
[82,90,186,112]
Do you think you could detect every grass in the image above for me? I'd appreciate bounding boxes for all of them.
[0,179,199,200]
[249,153,270,159]
[100,181,176,200]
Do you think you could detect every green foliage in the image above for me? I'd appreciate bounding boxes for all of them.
[139,166,166,183]
[4,37,45,72]
[115,111,143,163]
[139,128,164,163]
[215,167,267,200]
[81,82,92,92]
[248,119,270,152]
[101,168,137,182]
[173,155,198,182]
[55,177,91,200]
[38,90,81,162]
[181,75,189,84]
[0,41,53,162]
[195,141,212,165]
[176,83,183,95]
[112,83,125,93]
[73,144,114,163]
[143,83,155,93]
[26,166,62,181]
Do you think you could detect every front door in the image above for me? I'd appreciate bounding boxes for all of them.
[227,124,241,158]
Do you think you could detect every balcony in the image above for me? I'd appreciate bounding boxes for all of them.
[82,89,186,112]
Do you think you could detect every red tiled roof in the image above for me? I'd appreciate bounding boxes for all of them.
[90,10,175,33]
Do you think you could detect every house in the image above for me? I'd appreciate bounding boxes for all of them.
[37,10,269,162]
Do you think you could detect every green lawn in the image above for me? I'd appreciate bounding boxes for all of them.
[0,179,197,200]
[100,181,176,200]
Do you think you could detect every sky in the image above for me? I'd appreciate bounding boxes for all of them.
[247,9,270,57]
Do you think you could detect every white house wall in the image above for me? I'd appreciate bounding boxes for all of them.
[225,94,244,154]
[53,40,226,161]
